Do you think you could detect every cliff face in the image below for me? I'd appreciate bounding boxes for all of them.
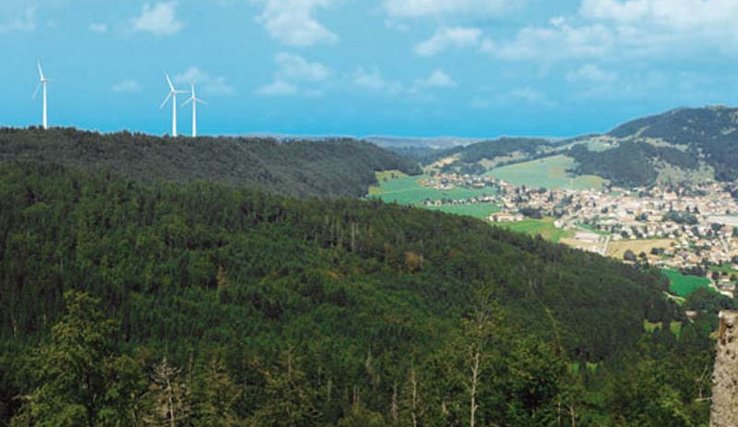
[711,311,738,427]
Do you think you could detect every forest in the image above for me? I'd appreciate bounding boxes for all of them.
[0,161,726,426]
[567,142,700,188]
[0,127,421,198]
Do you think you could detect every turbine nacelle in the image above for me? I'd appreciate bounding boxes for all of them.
[160,74,186,137]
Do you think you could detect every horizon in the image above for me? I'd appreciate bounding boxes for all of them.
[1,103,725,144]
[2,1,738,137]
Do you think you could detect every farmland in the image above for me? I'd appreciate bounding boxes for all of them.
[497,218,573,243]
[605,239,674,260]
[661,269,714,297]
[485,155,608,190]
[370,171,499,219]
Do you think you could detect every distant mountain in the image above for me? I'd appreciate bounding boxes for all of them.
[412,107,738,188]
[0,127,421,198]
[569,106,738,186]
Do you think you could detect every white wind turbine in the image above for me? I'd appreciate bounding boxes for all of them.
[159,74,186,137]
[181,83,207,137]
[33,61,50,129]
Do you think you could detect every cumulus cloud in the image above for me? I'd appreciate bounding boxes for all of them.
[256,80,298,96]
[352,67,405,95]
[415,70,456,88]
[130,2,184,36]
[384,0,517,19]
[257,53,330,96]
[112,79,142,93]
[488,0,738,63]
[474,87,556,109]
[566,63,617,84]
[0,6,36,32]
[415,27,482,56]
[173,67,235,96]
[274,52,330,82]
[255,0,337,46]
[490,18,612,61]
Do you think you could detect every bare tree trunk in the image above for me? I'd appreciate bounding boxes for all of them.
[410,369,419,427]
[470,346,481,427]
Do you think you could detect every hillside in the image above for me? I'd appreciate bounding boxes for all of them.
[406,107,738,189]
[0,162,715,425]
[569,106,738,186]
[421,137,557,175]
[0,127,421,198]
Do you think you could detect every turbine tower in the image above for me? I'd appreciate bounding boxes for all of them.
[182,83,207,137]
[160,74,186,137]
[33,61,50,129]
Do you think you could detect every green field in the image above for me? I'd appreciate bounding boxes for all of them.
[370,172,499,219]
[486,155,607,190]
[661,269,714,297]
[497,218,572,243]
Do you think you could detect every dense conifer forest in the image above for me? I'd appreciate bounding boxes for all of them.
[0,128,421,198]
[0,161,725,426]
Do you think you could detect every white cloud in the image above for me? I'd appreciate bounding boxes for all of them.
[256,80,298,96]
[112,79,142,93]
[255,0,337,46]
[488,0,738,64]
[130,2,184,36]
[352,68,405,95]
[384,0,517,18]
[415,27,482,56]
[275,52,330,82]
[490,18,613,61]
[0,6,36,32]
[173,67,235,96]
[89,23,108,33]
[476,87,556,109]
[258,53,330,96]
[566,63,617,84]
[415,70,456,88]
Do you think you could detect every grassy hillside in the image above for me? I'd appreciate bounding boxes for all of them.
[0,162,714,425]
[486,155,608,190]
[0,127,421,198]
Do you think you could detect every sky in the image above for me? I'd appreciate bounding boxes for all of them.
[2,0,738,138]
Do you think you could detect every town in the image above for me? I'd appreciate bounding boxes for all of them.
[421,172,738,297]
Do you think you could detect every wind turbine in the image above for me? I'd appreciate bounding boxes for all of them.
[33,61,50,129]
[159,74,186,137]
[182,83,207,137]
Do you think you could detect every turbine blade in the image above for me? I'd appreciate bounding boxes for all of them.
[159,93,173,110]
[197,98,208,105]
[37,61,45,81]
[182,98,193,107]
[32,83,41,99]
[165,74,175,91]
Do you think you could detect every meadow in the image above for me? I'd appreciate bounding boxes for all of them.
[485,155,608,190]
[496,218,573,243]
[370,171,500,219]
[661,269,714,297]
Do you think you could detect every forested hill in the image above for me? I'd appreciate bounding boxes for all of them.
[421,137,556,174]
[0,162,715,425]
[0,127,421,198]
[569,106,738,186]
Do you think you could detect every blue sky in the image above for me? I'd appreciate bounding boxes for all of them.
[1,0,738,138]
